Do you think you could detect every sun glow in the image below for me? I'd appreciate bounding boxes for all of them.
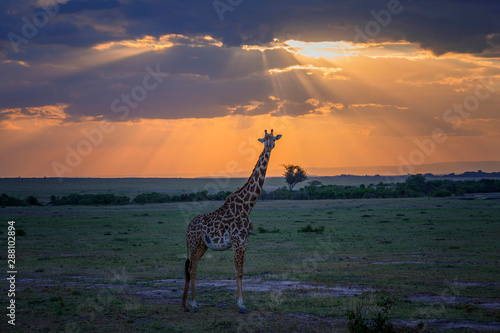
[268,64,342,76]
[284,40,360,59]
[282,40,432,60]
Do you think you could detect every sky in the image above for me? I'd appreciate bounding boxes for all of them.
[1,0,500,178]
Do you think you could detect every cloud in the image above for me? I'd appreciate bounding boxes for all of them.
[0,104,68,122]
[2,0,500,57]
[1,37,499,139]
[56,0,120,14]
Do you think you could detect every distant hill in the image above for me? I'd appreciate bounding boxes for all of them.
[437,170,500,178]
[301,161,500,177]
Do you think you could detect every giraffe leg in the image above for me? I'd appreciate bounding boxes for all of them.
[233,243,248,314]
[188,248,206,313]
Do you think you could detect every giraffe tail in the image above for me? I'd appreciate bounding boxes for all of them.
[185,244,190,281]
[184,258,190,281]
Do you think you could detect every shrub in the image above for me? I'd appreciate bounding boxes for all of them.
[26,195,42,206]
[0,193,26,206]
[51,193,130,205]
[431,189,452,197]
[346,296,395,333]
[133,192,170,204]
[258,226,280,233]
[298,224,325,233]
[16,229,26,236]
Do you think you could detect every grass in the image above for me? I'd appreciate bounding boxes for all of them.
[0,195,499,332]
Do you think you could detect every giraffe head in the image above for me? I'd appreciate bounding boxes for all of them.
[258,129,282,152]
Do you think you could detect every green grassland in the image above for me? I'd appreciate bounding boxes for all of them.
[1,194,499,332]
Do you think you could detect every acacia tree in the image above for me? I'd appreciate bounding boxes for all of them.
[282,164,308,191]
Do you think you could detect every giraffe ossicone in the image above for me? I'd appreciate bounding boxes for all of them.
[182,129,282,314]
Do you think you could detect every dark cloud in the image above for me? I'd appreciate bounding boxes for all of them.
[58,0,120,14]
[1,0,499,56]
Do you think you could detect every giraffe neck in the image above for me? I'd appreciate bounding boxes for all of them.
[234,148,270,212]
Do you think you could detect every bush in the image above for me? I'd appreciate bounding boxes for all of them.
[51,193,130,206]
[133,192,170,204]
[298,224,325,233]
[346,296,395,333]
[26,195,42,206]
[16,229,26,236]
[133,190,231,204]
[431,189,452,197]
[0,193,26,206]
[257,226,280,233]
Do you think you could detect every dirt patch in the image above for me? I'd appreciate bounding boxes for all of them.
[408,294,500,310]
[408,294,468,304]
[19,277,374,302]
[19,277,496,306]
[141,278,375,297]
[147,277,375,297]
[371,261,429,265]
[449,281,500,287]
[478,303,500,310]
[393,319,500,331]
[442,321,500,330]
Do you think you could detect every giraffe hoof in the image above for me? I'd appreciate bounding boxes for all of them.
[193,307,200,313]
[239,307,248,314]
[183,307,190,312]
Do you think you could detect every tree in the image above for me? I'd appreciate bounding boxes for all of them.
[282,164,308,191]
[405,174,427,195]
[26,195,41,206]
[308,180,323,187]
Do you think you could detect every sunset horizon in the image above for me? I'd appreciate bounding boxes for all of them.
[2,160,500,179]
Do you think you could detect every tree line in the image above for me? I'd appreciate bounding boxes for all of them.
[262,174,500,200]
[0,190,232,206]
[1,175,500,207]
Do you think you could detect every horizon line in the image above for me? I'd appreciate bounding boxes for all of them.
[2,170,500,180]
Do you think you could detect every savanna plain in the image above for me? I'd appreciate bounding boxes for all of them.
[1,178,499,332]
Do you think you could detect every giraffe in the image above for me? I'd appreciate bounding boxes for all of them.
[182,129,282,314]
